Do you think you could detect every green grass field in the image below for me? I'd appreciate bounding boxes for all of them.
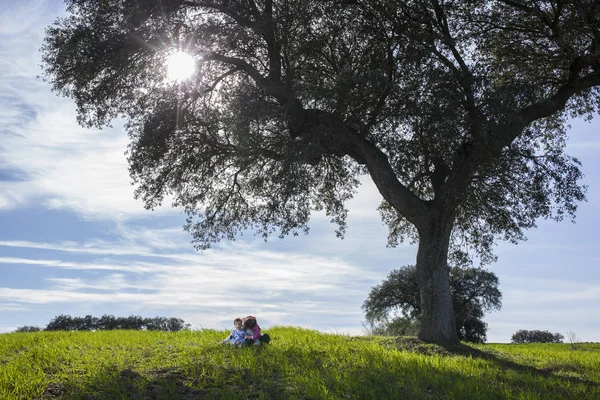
[1,327,598,399]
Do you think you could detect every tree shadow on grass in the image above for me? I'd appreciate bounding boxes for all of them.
[41,341,598,400]
[41,345,292,400]
[261,344,598,399]
[446,343,600,389]
[43,366,210,399]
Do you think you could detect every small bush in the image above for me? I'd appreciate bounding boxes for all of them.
[14,326,42,333]
[511,329,564,344]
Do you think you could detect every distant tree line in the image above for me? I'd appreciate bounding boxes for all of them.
[511,330,564,344]
[14,315,191,332]
[14,326,42,333]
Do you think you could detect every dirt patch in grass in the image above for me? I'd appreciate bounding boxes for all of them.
[378,336,453,356]
[126,367,209,399]
[43,382,65,398]
[43,367,210,399]
[42,365,300,399]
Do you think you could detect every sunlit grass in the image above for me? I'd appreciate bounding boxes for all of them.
[1,327,598,399]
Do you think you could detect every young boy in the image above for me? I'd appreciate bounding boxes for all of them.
[221,318,248,347]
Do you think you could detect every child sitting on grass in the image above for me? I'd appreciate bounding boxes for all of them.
[221,318,248,347]
[243,316,270,345]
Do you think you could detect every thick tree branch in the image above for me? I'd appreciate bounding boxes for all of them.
[304,111,430,225]
[203,52,263,81]
[202,52,300,117]
[193,67,241,99]
[262,0,282,82]
[518,70,600,135]
[431,158,450,198]
[445,66,600,211]
[430,0,481,138]
[364,44,395,135]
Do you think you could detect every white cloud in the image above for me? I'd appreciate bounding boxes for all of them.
[0,236,373,331]
[0,102,163,218]
[0,181,43,210]
[0,240,370,298]
[484,275,600,342]
[113,223,190,251]
[0,302,30,312]
[506,287,600,304]
[0,239,164,258]
[501,278,600,305]
[568,141,600,150]
[0,0,53,37]
[486,315,600,344]
[0,326,18,334]
[0,1,176,220]
[0,257,159,273]
[47,274,138,291]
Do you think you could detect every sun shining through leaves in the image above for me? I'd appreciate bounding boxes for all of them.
[166,51,196,82]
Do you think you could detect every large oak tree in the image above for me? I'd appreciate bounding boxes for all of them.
[42,0,596,344]
[363,265,502,343]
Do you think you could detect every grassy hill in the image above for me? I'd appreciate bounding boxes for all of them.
[1,327,598,399]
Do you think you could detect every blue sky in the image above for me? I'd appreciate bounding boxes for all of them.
[0,0,598,342]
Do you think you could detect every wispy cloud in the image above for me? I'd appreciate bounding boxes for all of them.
[113,223,191,251]
[568,141,600,150]
[0,102,159,218]
[0,181,42,209]
[504,282,600,304]
[0,240,163,258]
[0,302,31,313]
[485,275,600,342]
[47,274,141,292]
[0,0,176,220]
[0,257,161,273]
[0,237,372,331]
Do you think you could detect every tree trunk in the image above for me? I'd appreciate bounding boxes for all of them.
[416,214,459,345]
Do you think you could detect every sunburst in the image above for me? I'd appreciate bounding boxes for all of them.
[166,51,196,82]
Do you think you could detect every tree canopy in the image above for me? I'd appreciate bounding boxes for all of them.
[364,265,501,342]
[42,0,598,344]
